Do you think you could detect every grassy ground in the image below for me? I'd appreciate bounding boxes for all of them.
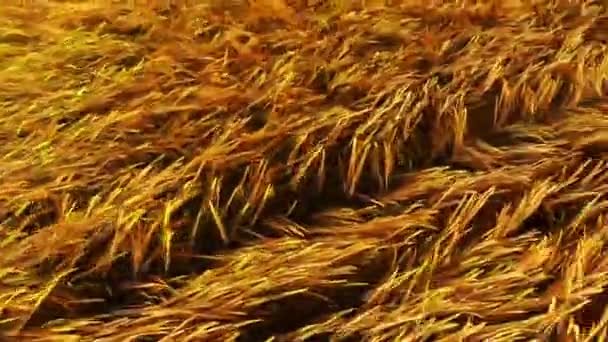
[2,0,608,340]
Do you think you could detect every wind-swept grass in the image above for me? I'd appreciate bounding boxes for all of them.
[3,0,608,341]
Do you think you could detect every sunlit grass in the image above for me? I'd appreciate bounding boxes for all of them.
[2,0,608,341]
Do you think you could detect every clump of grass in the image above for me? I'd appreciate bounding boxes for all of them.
[3,0,608,340]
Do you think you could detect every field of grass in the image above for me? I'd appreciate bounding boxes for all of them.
[2,0,608,340]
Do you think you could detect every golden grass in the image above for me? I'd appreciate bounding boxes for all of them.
[3,0,608,340]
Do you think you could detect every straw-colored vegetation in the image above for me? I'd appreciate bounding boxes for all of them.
[3,0,608,340]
